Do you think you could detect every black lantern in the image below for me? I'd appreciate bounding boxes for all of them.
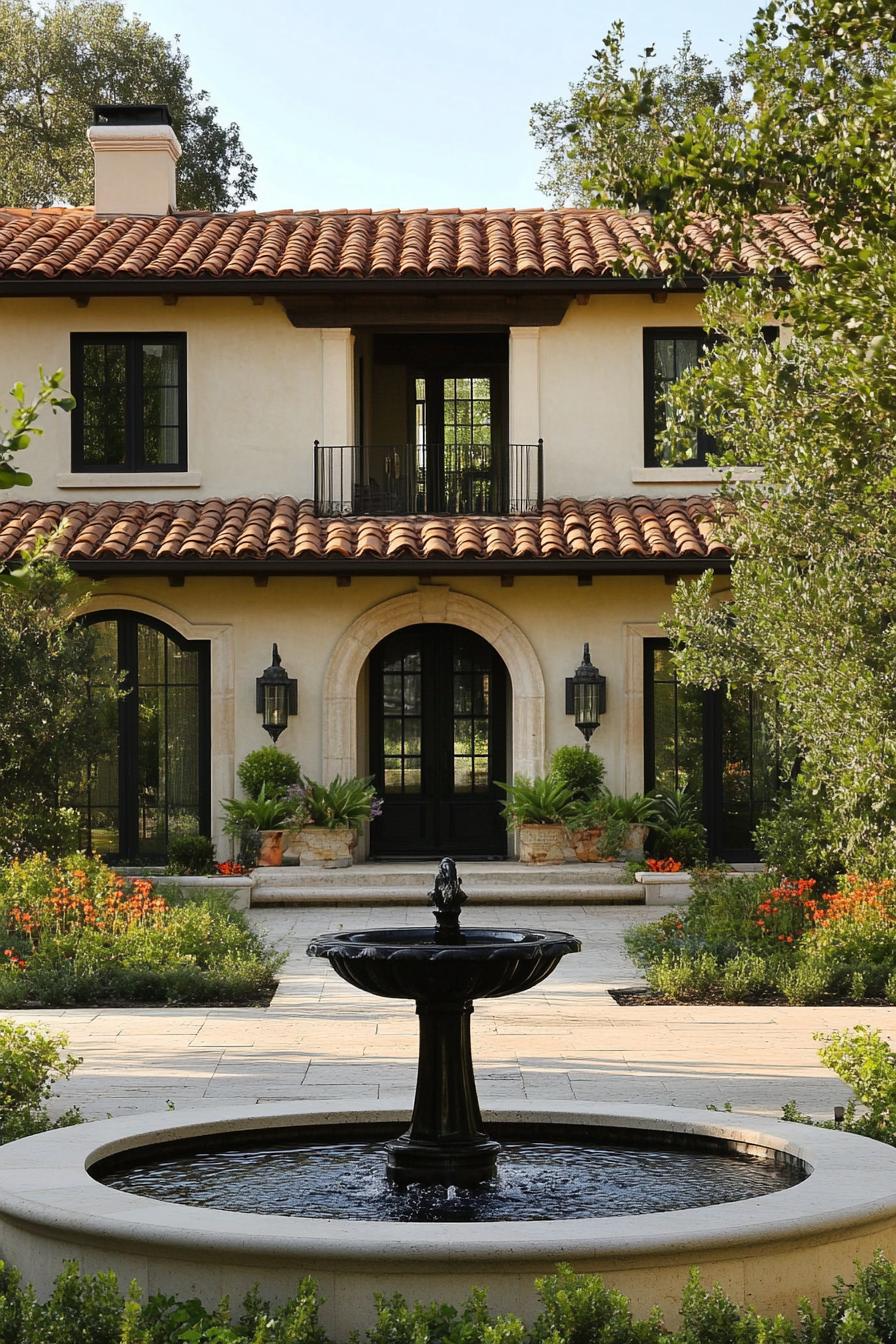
[565,642,607,746]
[256,643,298,741]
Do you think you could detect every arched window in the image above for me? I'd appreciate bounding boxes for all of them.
[70,612,210,863]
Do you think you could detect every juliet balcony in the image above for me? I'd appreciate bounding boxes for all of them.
[313,440,544,518]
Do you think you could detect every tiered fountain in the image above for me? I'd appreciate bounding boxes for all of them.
[0,859,895,1332]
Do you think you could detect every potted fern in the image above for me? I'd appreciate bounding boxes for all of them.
[497,775,576,864]
[221,785,302,867]
[606,793,662,858]
[289,775,381,868]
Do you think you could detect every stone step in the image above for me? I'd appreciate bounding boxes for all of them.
[251,862,630,889]
[251,880,642,907]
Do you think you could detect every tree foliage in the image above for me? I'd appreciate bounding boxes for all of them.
[0,368,73,490]
[529,23,741,206]
[577,0,896,873]
[0,554,116,851]
[0,0,256,209]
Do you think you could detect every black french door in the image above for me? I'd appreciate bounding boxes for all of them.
[73,612,211,863]
[369,625,507,858]
[644,639,781,862]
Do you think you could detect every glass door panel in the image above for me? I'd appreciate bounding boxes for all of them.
[370,625,507,857]
[73,613,209,863]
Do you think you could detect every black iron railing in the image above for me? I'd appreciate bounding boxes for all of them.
[313,441,543,517]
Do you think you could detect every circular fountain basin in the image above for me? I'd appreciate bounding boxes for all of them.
[2,1102,896,1332]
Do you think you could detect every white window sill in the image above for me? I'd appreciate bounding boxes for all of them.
[630,467,763,485]
[56,471,202,490]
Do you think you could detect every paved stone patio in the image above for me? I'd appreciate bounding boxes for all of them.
[11,903,896,1122]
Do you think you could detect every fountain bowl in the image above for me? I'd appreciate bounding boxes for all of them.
[2,1100,896,1335]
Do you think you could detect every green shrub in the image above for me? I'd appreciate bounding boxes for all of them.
[753,780,842,887]
[686,871,775,955]
[236,746,301,800]
[0,804,80,863]
[647,789,708,866]
[623,913,688,969]
[165,833,216,876]
[778,959,832,1005]
[719,951,772,1002]
[8,1253,896,1343]
[531,1265,665,1344]
[817,1026,896,1144]
[647,950,721,1000]
[498,775,576,826]
[549,747,606,801]
[0,1020,80,1144]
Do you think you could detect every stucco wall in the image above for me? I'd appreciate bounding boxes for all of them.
[80,572,681,854]
[0,292,721,504]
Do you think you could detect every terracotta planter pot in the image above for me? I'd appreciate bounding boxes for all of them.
[296,825,357,869]
[517,823,569,865]
[568,825,612,863]
[622,822,650,858]
[258,829,284,867]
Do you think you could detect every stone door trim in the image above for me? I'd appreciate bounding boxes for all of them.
[322,588,546,786]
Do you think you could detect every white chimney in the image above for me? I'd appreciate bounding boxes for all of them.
[88,105,181,216]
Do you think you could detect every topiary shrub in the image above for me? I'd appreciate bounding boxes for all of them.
[165,833,216,876]
[237,747,301,800]
[549,746,606,801]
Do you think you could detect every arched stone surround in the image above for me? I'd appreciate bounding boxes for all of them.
[322,588,546,785]
[81,592,235,855]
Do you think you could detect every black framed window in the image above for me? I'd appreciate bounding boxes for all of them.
[69,611,210,863]
[644,326,779,467]
[71,333,187,471]
[644,328,718,467]
[644,638,781,862]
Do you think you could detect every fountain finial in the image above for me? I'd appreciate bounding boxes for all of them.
[431,857,466,942]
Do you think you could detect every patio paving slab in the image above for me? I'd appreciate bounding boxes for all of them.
[5,903,894,1122]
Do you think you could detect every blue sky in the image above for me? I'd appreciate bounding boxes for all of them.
[131,0,760,211]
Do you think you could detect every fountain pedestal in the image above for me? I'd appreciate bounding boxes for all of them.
[307,857,580,1188]
[387,998,500,1184]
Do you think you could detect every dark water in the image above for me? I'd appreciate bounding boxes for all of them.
[100,1137,804,1222]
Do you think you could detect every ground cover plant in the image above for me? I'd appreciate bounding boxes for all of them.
[4,1256,896,1342]
[0,1020,81,1144]
[624,869,896,1005]
[0,853,282,1007]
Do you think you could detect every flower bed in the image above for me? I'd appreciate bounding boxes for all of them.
[624,869,896,1004]
[0,854,282,1007]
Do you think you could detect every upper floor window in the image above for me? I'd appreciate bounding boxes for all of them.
[644,326,778,468]
[71,333,187,472]
[643,328,718,467]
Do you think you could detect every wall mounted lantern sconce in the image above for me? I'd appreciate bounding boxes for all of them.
[565,642,607,747]
[256,643,298,742]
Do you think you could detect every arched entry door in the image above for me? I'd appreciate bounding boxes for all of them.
[369,624,508,858]
[72,611,210,863]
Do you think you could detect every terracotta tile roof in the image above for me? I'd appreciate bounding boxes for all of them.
[0,206,821,282]
[0,496,730,568]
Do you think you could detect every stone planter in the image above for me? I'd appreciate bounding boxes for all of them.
[258,829,284,867]
[518,823,569,865]
[634,870,693,905]
[295,825,357,868]
[568,825,613,863]
[621,822,650,858]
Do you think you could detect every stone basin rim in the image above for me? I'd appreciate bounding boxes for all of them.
[1,1101,896,1264]
[306,928,582,961]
